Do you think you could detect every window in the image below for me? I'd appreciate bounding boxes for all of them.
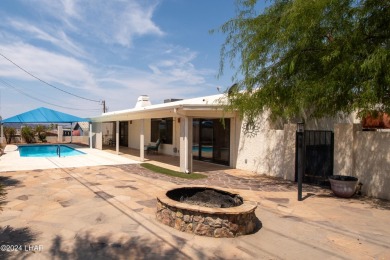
[151,118,173,144]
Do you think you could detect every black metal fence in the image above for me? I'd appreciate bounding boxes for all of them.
[296,130,334,185]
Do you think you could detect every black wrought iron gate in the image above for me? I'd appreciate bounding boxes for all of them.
[295,130,334,185]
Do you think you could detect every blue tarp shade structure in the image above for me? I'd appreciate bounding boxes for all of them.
[2,107,90,123]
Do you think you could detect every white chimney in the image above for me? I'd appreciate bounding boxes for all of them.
[135,95,152,108]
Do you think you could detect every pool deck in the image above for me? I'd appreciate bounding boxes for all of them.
[0,144,140,172]
[0,145,390,259]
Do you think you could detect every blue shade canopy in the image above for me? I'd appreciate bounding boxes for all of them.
[2,107,90,123]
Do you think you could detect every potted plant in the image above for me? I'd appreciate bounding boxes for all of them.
[328,175,359,198]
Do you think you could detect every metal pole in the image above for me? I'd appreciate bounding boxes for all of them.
[89,123,92,149]
[70,122,73,143]
[297,131,303,201]
[297,122,305,201]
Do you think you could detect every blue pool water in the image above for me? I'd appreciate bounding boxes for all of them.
[18,145,85,157]
[192,146,213,153]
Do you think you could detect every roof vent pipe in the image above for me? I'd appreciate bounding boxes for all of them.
[135,95,152,108]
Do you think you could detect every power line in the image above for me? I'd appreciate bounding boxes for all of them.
[0,51,101,103]
[0,78,101,111]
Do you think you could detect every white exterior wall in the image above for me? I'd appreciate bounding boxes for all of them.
[128,120,151,149]
[127,119,179,156]
[334,124,390,200]
[304,114,359,131]
[354,131,390,200]
[123,117,186,156]
[233,113,292,179]
[92,122,102,150]
[46,136,89,144]
[235,127,286,178]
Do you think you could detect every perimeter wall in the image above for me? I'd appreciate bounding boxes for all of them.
[234,117,390,200]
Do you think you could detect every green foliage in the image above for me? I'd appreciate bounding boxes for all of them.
[3,127,16,144]
[34,125,47,142]
[21,126,35,143]
[140,163,207,179]
[49,123,58,130]
[217,0,390,123]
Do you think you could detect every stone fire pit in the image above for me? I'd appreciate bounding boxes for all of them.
[156,186,258,238]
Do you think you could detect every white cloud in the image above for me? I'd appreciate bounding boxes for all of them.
[113,1,164,47]
[61,0,78,17]
[0,1,223,116]
[149,46,213,86]
[6,19,88,58]
[0,43,97,91]
[26,0,164,48]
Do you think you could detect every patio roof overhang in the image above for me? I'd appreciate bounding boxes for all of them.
[90,94,236,122]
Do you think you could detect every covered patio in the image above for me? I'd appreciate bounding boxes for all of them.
[1,107,91,145]
[91,94,236,173]
[101,145,231,173]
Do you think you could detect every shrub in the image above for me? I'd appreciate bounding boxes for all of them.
[4,127,16,144]
[21,126,35,143]
[35,125,47,142]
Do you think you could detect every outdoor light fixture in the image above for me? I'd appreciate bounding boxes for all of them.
[297,122,305,133]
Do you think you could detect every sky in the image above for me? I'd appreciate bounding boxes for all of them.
[0,0,252,119]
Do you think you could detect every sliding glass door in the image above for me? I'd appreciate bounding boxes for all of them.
[119,121,128,147]
[193,118,230,165]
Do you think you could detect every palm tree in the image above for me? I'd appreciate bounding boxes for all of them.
[4,126,16,144]
[35,125,47,142]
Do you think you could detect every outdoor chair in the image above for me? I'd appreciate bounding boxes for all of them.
[108,139,116,146]
[146,139,161,154]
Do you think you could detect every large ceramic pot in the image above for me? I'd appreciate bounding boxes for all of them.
[329,175,358,198]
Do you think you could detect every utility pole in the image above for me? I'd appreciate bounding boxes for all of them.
[102,100,106,113]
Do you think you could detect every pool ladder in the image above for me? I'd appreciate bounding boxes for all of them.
[56,145,61,157]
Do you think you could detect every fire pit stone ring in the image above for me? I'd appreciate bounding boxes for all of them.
[156,186,258,238]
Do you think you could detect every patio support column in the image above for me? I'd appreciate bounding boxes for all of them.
[1,124,3,145]
[140,119,145,161]
[180,116,193,173]
[116,120,119,155]
[70,122,73,143]
[58,125,63,143]
[89,123,92,149]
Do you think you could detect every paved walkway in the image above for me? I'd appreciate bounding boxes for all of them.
[0,163,389,259]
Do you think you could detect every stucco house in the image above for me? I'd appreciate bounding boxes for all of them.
[90,94,390,200]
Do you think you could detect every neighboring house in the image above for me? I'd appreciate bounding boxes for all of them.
[63,128,72,136]
[61,122,89,136]
[73,122,90,136]
[90,94,390,200]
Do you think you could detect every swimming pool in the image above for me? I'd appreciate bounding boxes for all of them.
[18,145,85,158]
[192,146,213,153]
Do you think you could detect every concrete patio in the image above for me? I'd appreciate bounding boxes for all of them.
[0,156,390,259]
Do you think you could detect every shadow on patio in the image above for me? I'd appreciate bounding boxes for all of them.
[102,145,230,173]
